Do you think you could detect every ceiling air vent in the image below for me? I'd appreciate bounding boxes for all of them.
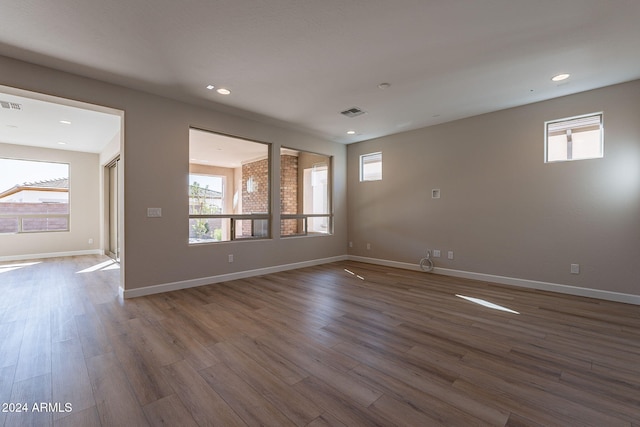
[340,107,366,118]
[0,100,22,110]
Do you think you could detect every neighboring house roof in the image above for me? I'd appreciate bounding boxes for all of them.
[0,177,69,200]
[25,177,69,189]
[189,185,222,199]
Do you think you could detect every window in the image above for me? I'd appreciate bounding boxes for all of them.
[360,152,382,181]
[189,128,270,244]
[189,174,225,240]
[545,113,603,162]
[280,148,332,237]
[0,158,70,234]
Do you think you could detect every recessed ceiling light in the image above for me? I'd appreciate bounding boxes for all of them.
[206,84,215,90]
[378,83,391,89]
[57,141,67,145]
[551,73,570,82]
[216,88,231,95]
[346,130,356,135]
[59,120,71,125]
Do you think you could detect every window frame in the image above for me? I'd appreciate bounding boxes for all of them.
[280,147,333,238]
[188,128,272,244]
[0,158,70,235]
[360,152,382,181]
[544,112,604,163]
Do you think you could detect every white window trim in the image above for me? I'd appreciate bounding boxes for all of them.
[544,112,603,163]
[360,152,382,182]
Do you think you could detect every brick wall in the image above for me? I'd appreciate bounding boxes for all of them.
[241,158,269,236]
[280,154,299,235]
[239,155,302,237]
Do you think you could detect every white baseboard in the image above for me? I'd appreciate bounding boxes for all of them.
[122,255,349,299]
[348,255,640,306]
[0,249,104,263]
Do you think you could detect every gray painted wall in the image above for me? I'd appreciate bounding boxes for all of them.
[3,53,638,299]
[0,55,347,292]
[347,80,640,296]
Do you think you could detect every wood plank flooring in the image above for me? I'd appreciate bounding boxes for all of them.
[1,255,639,426]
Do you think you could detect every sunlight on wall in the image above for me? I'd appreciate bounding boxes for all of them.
[604,143,640,206]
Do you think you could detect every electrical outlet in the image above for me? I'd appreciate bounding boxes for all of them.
[448,251,454,260]
[349,241,353,248]
[570,263,579,274]
[88,238,93,245]
[228,254,234,263]
[433,249,441,257]
[366,243,371,250]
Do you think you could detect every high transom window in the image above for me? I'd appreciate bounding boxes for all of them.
[360,152,382,181]
[545,113,603,163]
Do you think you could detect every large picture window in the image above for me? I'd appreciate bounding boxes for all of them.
[0,158,70,234]
[280,148,332,237]
[189,129,270,244]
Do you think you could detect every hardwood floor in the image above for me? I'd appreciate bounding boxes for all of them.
[1,255,639,426]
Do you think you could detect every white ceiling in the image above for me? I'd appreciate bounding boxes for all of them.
[190,128,269,168]
[1,0,639,145]
[0,87,121,153]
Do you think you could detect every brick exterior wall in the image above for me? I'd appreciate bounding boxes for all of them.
[241,158,269,236]
[239,155,303,237]
[280,154,299,235]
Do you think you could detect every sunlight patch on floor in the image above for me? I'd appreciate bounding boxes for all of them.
[456,294,519,314]
[344,268,365,280]
[0,261,41,274]
[76,259,119,273]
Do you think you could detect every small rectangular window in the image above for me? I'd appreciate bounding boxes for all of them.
[545,113,603,163]
[360,152,382,181]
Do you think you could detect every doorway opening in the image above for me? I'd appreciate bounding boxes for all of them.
[0,85,124,290]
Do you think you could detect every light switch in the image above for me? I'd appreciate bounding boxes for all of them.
[147,207,162,217]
